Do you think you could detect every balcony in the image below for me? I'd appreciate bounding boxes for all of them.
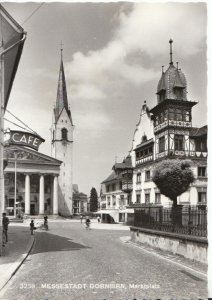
[122,181,133,193]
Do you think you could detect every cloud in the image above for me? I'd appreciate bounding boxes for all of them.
[65,2,206,142]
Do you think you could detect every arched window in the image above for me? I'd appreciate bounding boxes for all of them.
[61,128,68,141]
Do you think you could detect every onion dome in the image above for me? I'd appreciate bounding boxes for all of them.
[157,40,187,103]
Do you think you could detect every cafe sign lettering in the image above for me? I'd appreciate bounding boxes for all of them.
[9,130,45,151]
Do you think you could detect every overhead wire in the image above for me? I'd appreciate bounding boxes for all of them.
[4,118,30,132]
[6,109,39,135]
[21,3,45,26]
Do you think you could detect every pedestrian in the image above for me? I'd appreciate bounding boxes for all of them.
[97,216,101,223]
[80,215,83,223]
[30,219,35,235]
[44,215,48,230]
[85,216,91,229]
[2,212,10,243]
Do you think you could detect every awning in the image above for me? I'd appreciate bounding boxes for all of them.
[0,4,26,110]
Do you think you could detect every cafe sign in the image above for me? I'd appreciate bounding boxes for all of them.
[9,130,45,151]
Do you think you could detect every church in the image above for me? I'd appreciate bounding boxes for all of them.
[3,51,74,217]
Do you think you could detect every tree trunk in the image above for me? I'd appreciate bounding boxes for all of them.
[172,197,182,227]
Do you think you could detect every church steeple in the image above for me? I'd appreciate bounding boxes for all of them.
[55,48,72,123]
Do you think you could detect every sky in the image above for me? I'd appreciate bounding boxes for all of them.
[1,1,207,195]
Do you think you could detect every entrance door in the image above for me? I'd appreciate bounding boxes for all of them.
[30,204,35,215]
[8,198,14,216]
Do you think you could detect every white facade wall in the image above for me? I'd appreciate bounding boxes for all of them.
[130,102,207,207]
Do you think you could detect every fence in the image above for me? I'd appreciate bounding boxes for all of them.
[133,205,207,237]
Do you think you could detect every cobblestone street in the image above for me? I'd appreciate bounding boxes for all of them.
[0,221,207,300]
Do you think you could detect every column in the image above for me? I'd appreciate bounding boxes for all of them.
[39,175,45,215]
[53,175,58,215]
[25,174,30,215]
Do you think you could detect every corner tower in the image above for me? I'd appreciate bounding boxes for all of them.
[51,48,74,216]
[150,39,197,160]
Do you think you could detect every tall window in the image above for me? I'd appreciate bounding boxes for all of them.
[174,134,184,151]
[198,166,207,177]
[155,193,161,204]
[145,193,150,204]
[61,128,68,140]
[136,194,141,203]
[198,192,206,204]
[175,108,183,121]
[145,170,151,181]
[136,173,141,183]
[159,136,165,153]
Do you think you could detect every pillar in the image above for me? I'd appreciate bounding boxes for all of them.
[39,174,45,215]
[25,174,30,215]
[53,175,58,215]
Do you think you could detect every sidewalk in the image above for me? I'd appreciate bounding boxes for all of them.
[0,224,34,291]
[120,236,207,277]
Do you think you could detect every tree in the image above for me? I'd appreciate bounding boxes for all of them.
[152,159,195,224]
[90,187,98,212]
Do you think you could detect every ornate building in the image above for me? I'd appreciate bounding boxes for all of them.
[100,40,207,223]
[51,50,74,216]
[131,40,207,208]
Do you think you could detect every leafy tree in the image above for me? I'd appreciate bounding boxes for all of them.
[152,159,195,224]
[90,187,98,212]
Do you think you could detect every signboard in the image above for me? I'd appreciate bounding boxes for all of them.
[9,130,45,151]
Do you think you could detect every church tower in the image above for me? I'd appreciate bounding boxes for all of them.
[51,48,74,216]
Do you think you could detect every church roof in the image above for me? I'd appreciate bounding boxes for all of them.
[55,53,72,123]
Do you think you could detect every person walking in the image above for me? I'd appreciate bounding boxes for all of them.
[85,216,91,229]
[44,215,48,230]
[97,216,101,223]
[80,215,83,223]
[2,213,10,243]
[30,220,35,235]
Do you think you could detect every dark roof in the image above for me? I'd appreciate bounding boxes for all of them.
[190,125,207,137]
[55,57,73,124]
[149,99,197,114]
[101,171,120,184]
[135,138,154,150]
[113,155,132,170]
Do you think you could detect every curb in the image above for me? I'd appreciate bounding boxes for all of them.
[0,233,35,291]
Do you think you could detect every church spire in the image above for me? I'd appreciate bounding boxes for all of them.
[55,46,71,122]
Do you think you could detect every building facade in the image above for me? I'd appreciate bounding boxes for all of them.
[3,144,61,217]
[72,184,88,215]
[100,156,134,223]
[131,40,207,208]
[51,51,74,216]
[100,40,207,223]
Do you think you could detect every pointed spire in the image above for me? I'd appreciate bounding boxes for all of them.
[169,39,173,65]
[55,46,71,122]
